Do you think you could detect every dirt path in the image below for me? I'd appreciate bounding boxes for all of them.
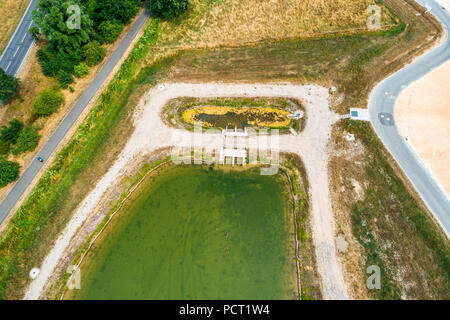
[24,83,347,300]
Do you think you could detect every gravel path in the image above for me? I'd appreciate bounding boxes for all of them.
[24,83,348,300]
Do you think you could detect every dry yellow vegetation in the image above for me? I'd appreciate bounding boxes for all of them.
[157,0,396,48]
[0,0,30,55]
[182,106,291,128]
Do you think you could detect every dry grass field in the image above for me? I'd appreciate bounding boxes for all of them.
[0,0,30,55]
[156,0,397,48]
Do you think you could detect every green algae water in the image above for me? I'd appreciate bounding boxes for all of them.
[69,165,297,300]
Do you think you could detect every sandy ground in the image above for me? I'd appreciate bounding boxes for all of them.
[395,60,450,197]
[24,83,348,300]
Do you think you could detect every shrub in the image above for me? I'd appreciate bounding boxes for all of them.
[58,70,74,88]
[84,41,106,67]
[28,26,40,40]
[99,20,124,43]
[33,89,65,117]
[93,0,141,24]
[0,68,21,101]
[0,158,20,188]
[149,0,189,19]
[11,127,41,155]
[0,139,10,155]
[73,62,89,78]
[0,119,23,144]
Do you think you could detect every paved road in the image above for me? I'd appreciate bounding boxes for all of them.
[0,0,37,76]
[369,0,450,237]
[0,8,150,223]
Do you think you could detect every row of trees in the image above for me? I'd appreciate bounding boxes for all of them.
[31,0,142,86]
[0,0,190,188]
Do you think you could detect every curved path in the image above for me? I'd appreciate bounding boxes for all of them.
[369,0,450,237]
[0,8,150,224]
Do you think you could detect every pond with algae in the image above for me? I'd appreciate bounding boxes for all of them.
[68,165,298,300]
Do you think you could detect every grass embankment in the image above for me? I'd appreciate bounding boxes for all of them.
[281,153,322,300]
[164,97,305,133]
[340,120,450,299]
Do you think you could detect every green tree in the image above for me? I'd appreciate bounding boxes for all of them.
[0,119,23,144]
[93,0,141,24]
[0,68,20,101]
[84,41,106,67]
[32,0,94,79]
[0,158,20,188]
[98,20,124,43]
[28,26,41,41]
[149,0,189,19]
[32,0,94,54]
[11,127,41,155]
[33,89,65,117]
[0,139,10,156]
[73,62,89,78]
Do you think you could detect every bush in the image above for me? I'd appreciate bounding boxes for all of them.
[0,68,20,101]
[11,127,41,155]
[0,119,23,144]
[93,0,141,24]
[99,20,124,43]
[73,62,90,78]
[0,139,10,155]
[149,0,189,19]
[0,158,20,188]
[33,89,65,117]
[58,70,74,88]
[84,41,106,67]
[28,26,40,40]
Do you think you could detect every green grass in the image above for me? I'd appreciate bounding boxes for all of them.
[344,120,450,299]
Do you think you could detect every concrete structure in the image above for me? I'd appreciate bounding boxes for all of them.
[220,148,247,166]
[349,108,370,121]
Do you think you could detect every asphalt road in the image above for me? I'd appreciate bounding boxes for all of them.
[0,0,37,76]
[369,0,450,237]
[0,8,150,223]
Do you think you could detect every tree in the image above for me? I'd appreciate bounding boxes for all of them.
[33,89,65,117]
[98,20,123,43]
[93,0,141,24]
[0,158,20,188]
[0,68,20,101]
[11,127,41,155]
[32,0,94,54]
[0,139,10,156]
[84,41,106,67]
[149,0,189,19]
[28,26,41,41]
[32,0,94,80]
[73,62,89,78]
[0,119,23,144]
